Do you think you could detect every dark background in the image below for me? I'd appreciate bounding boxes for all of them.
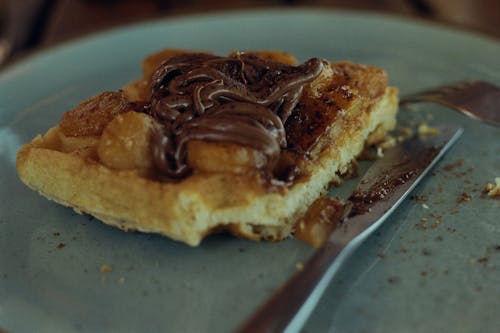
[0,0,499,65]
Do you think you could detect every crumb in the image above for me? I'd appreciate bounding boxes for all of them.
[57,243,65,249]
[421,217,428,222]
[399,127,413,135]
[396,127,414,143]
[420,271,428,276]
[431,220,443,229]
[422,203,429,209]
[418,123,439,136]
[415,222,429,230]
[376,147,384,158]
[53,232,60,237]
[100,264,112,273]
[295,262,304,271]
[412,194,429,202]
[484,177,500,197]
[117,277,125,284]
[422,248,432,256]
[377,253,386,259]
[387,276,401,284]
[378,135,397,149]
[457,192,472,203]
[443,159,464,171]
[478,257,489,264]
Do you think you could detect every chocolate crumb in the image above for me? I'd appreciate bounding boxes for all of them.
[56,243,65,249]
[53,232,60,237]
[422,248,432,256]
[420,271,428,277]
[412,194,429,202]
[399,247,408,253]
[387,276,401,284]
[478,257,489,264]
[443,159,464,171]
[457,192,472,203]
[415,222,429,230]
[431,220,443,229]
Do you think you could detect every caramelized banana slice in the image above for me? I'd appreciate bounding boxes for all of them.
[187,140,267,175]
[59,132,99,153]
[60,91,130,137]
[97,112,155,171]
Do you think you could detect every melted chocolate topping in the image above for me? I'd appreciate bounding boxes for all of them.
[142,52,324,180]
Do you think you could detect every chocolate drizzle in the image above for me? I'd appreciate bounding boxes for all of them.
[142,52,324,180]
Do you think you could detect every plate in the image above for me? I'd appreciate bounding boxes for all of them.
[1,9,499,333]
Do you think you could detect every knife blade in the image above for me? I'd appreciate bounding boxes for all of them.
[237,125,463,333]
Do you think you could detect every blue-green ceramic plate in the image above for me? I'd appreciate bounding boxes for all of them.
[1,9,499,333]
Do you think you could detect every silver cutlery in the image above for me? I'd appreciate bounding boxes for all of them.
[237,125,463,333]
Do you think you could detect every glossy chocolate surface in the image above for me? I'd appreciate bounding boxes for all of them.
[141,52,324,180]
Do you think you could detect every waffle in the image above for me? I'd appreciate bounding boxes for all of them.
[17,49,398,246]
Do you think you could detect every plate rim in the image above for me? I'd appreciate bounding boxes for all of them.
[1,7,499,82]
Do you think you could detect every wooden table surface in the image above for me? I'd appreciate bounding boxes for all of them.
[1,0,499,65]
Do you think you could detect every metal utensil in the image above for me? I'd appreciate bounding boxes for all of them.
[401,80,500,126]
[237,125,463,333]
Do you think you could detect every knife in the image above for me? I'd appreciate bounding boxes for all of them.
[237,125,463,333]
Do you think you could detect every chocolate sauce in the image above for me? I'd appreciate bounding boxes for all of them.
[140,52,325,180]
[347,145,440,216]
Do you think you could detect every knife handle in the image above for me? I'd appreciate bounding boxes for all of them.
[236,239,345,333]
